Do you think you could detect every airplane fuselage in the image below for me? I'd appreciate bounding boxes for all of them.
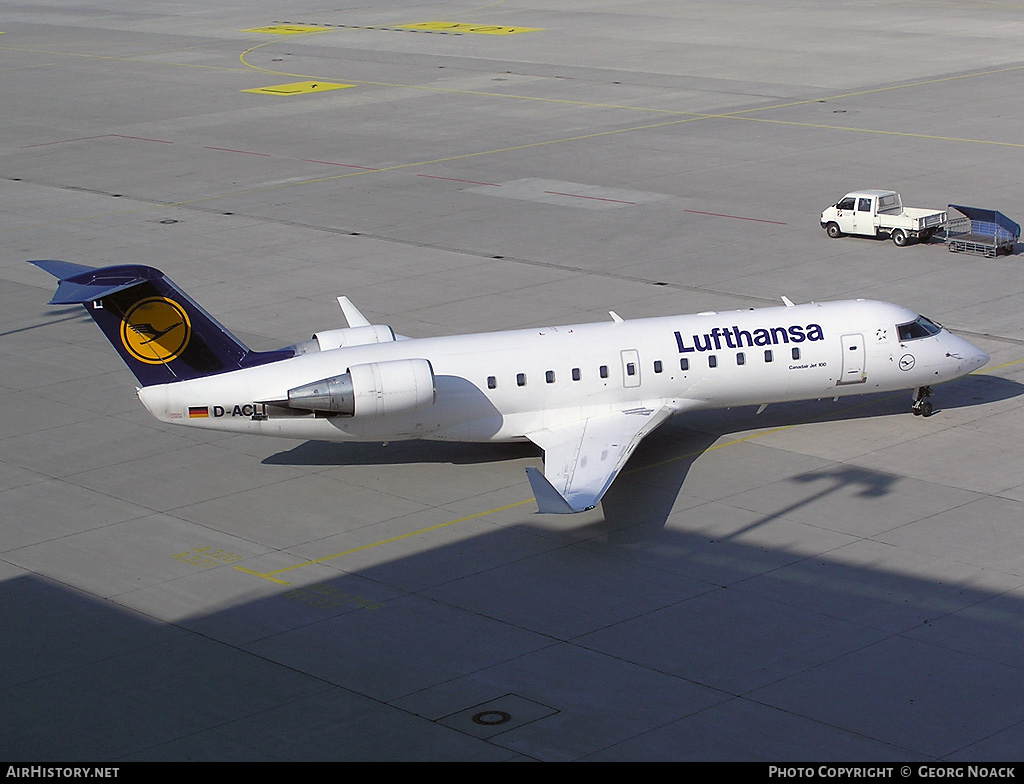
[137,299,987,443]
[32,260,990,513]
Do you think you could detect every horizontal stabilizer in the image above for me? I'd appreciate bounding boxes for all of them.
[30,260,293,386]
[29,260,160,305]
[28,259,97,281]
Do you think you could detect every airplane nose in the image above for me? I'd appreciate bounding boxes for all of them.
[954,338,989,372]
[971,346,990,371]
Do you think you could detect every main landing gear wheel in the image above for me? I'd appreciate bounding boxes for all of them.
[912,386,934,417]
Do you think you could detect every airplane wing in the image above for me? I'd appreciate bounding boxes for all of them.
[525,404,675,514]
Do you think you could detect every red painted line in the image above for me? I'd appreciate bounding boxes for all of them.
[301,159,380,170]
[684,209,787,225]
[544,191,636,205]
[21,135,111,148]
[22,134,174,148]
[204,146,272,156]
[111,134,173,144]
[417,174,500,186]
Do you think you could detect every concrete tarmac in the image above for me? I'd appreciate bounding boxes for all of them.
[2,1,1024,761]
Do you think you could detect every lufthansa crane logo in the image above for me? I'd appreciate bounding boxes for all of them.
[120,297,191,364]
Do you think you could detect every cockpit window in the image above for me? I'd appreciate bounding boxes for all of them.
[897,315,942,341]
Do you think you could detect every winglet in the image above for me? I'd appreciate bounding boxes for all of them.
[337,296,371,328]
[525,467,579,514]
[781,296,796,308]
[609,311,624,323]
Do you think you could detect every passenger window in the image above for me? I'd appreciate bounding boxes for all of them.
[708,355,717,368]
[599,365,609,379]
[837,197,855,210]
[737,352,745,366]
[545,370,555,383]
[517,373,526,387]
[680,358,689,371]
[626,363,636,376]
[572,368,581,381]
[653,360,663,373]
[487,376,496,389]
[764,350,773,363]
[791,347,800,360]
[858,198,872,212]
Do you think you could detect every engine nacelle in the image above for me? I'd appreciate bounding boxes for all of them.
[313,325,396,350]
[286,358,436,417]
[291,325,396,355]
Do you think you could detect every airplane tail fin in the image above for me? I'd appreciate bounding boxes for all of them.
[30,260,293,387]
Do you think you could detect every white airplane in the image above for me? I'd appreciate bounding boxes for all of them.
[31,260,989,514]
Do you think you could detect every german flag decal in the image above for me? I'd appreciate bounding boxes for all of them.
[188,406,209,419]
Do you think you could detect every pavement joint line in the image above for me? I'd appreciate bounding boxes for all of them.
[237,35,1024,148]
[11,22,1024,588]
[7,32,1024,145]
[3,43,1021,228]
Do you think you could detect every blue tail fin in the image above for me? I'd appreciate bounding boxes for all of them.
[30,261,293,386]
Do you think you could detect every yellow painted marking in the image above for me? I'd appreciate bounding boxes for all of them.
[233,424,802,586]
[242,80,353,96]
[234,360,1019,586]
[979,356,1024,373]
[5,40,1024,234]
[0,42,249,72]
[395,21,542,35]
[172,547,243,568]
[728,115,1024,149]
[235,499,532,584]
[233,37,1024,149]
[242,25,331,36]
[234,567,291,585]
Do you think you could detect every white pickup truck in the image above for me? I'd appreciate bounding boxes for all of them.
[820,190,946,246]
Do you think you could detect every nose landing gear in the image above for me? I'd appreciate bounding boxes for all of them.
[912,386,934,417]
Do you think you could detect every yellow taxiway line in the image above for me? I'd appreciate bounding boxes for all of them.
[234,359,1020,586]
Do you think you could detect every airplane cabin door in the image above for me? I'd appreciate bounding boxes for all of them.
[838,333,866,384]
[621,349,641,388]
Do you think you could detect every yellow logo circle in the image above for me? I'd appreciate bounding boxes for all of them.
[120,297,191,364]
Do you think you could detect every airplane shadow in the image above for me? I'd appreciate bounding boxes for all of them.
[595,372,1023,538]
[263,437,539,468]
[262,373,1023,536]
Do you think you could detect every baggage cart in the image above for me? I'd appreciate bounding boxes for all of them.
[945,205,1019,257]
